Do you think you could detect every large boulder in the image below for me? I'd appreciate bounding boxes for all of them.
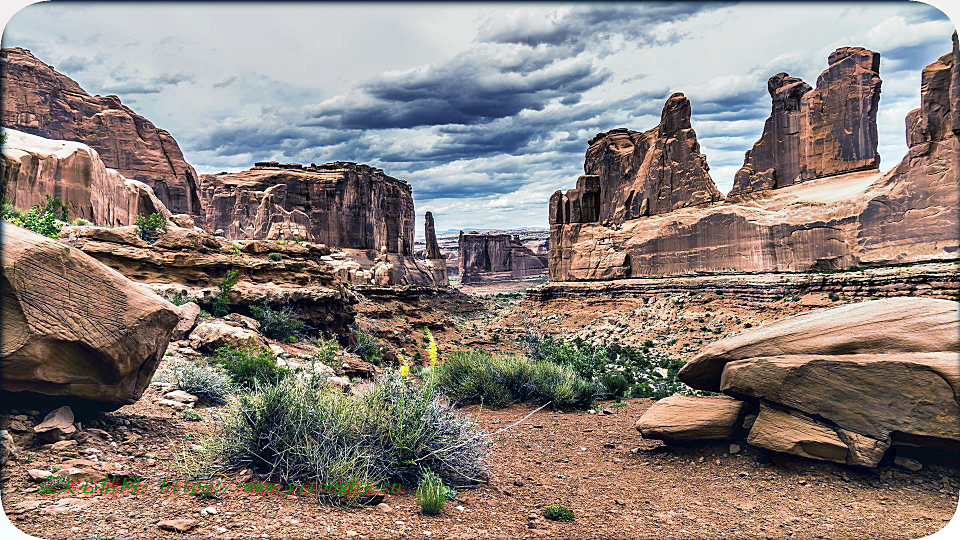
[1,225,179,407]
[188,320,267,354]
[634,395,745,442]
[678,297,959,391]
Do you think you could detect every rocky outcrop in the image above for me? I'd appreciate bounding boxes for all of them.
[1,128,170,226]
[550,93,722,226]
[634,395,745,441]
[199,162,414,253]
[671,298,960,466]
[2,225,180,408]
[458,231,548,284]
[0,48,201,216]
[322,248,448,288]
[424,212,444,260]
[57,225,357,338]
[549,39,957,281]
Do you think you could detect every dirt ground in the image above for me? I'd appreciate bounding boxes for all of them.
[3,396,957,539]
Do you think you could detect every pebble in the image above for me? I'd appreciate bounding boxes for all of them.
[894,456,922,472]
[201,506,218,515]
[729,443,742,454]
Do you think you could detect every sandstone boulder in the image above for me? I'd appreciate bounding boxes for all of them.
[746,404,872,465]
[2,225,179,407]
[188,320,267,354]
[33,406,76,442]
[172,301,202,340]
[634,395,745,441]
[678,298,959,391]
[0,48,201,215]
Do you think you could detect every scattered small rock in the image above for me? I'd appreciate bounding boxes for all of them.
[158,519,199,532]
[33,406,77,442]
[729,443,742,454]
[376,503,392,513]
[50,439,79,458]
[895,456,922,472]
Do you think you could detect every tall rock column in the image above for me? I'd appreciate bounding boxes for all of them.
[424,212,444,260]
[799,47,882,180]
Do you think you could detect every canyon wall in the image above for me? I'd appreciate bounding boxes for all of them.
[1,128,170,225]
[0,48,202,216]
[459,231,548,284]
[549,39,959,281]
[200,161,415,254]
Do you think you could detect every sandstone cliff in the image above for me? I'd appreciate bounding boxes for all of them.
[424,211,444,260]
[731,47,882,196]
[200,162,415,253]
[1,128,169,226]
[549,37,958,281]
[459,231,547,284]
[550,93,722,227]
[0,48,202,216]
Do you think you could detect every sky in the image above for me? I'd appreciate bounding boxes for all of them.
[2,2,956,233]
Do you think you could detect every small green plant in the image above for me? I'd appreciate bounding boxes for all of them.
[268,252,282,262]
[543,505,575,522]
[165,360,234,405]
[211,269,240,316]
[249,303,305,341]
[215,345,288,388]
[828,292,840,301]
[350,324,383,366]
[70,217,91,226]
[164,293,196,307]
[230,244,243,256]
[179,408,203,421]
[22,453,35,463]
[744,322,753,328]
[416,470,447,515]
[50,465,61,473]
[600,372,630,399]
[136,212,167,242]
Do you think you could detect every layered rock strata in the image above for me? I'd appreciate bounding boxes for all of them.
[549,38,958,281]
[1,128,169,226]
[458,231,548,284]
[57,225,357,338]
[732,48,882,195]
[423,212,444,260]
[550,93,722,227]
[200,162,415,253]
[636,298,960,466]
[2,225,179,408]
[0,47,201,215]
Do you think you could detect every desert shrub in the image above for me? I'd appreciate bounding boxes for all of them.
[543,505,575,521]
[164,293,196,307]
[600,372,630,399]
[416,470,446,515]
[70,217,91,226]
[268,252,282,261]
[179,408,203,421]
[166,360,234,405]
[250,303,305,341]
[433,350,594,409]
[350,324,383,366]
[211,269,239,316]
[214,371,489,491]
[4,195,70,238]
[136,211,166,242]
[214,346,288,389]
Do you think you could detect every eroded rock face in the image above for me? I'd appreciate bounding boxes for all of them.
[57,225,357,338]
[458,231,547,284]
[1,129,169,226]
[675,297,960,466]
[634,395,745,441]
[549,38,957,281]
[550,93,722,227]
[200,162,415,255]
[1,225,179,408]
[424,212,444,260]
[0,48,201,216]
[799,47,882,180]
[731,74,812,195]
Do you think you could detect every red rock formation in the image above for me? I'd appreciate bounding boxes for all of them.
[731,74,812,195]
[731,48,882,197]
[458,231,547,284]
[424,211,444,260]
[549,37,957,281]
[798,47,882,180]
[0,48,202,216]
[1,128,169,226]
[200,162,414,254]
[550,93,722,227]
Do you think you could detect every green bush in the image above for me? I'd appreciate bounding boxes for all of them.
[211,269,240,316]
[4,195,69,238]
[166,360,234,405]
[136,212,167,242]
[179,408,203,421]
[416,470,446,515]
[543,505,575,522]
[164,293,196,307]
[214,346,288,389]
[600,372,630,399]
[215,371,489,491]
[249,303,305,341]
[350,324,383,366]
[433,350,595,409]
[268,252,282,261]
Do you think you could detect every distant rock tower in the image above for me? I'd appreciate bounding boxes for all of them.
[424,211,444,260]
